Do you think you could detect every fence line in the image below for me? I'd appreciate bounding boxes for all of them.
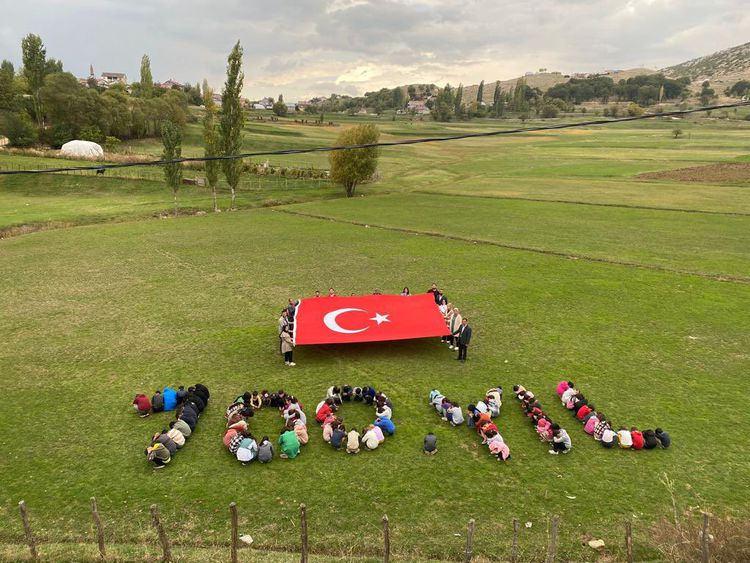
[10,499,715,561]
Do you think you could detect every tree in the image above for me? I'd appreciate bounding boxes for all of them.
[219,41,245,210]
[21,34,47,127]
[476,80,484,104]
[0,60,17,111]
[726,80,750,98]
[392,86,405,109]
[454,83,464,119]
[672,128,683,139]
[700,81,715,106]
[272,94,287,116]
[491,81,503,117]
[431,83,454,122]
[329,123,380,197]
[140,54,154,98]
[202,81,221,212]
[161,120,183,217]
[540,104,558,118]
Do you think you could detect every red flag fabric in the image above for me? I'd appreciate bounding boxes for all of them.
[293,293,450,345]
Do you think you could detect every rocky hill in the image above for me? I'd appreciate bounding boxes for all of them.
[661,42,750,92]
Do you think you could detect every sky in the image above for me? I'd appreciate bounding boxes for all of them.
[1,0,748,101]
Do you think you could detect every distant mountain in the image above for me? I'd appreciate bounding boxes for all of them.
[661,42,750,90]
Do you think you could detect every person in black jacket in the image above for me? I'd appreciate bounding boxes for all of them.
[176,385,188,405]
[186,388,205,412]
[151,390,165,413]
[456,318,472,362]
[194,383,210,402]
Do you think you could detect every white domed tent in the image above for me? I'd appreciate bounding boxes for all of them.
[60,140,104,159]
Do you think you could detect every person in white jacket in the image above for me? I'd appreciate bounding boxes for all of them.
[362,425,380,450]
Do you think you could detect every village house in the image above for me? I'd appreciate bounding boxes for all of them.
[406,99,430,114]
[157,78,183,89]
[101,72,127,86]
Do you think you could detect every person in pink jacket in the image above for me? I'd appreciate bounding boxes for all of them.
[584,414,600,435]
[536,415,553,441]
[556,380,573,397]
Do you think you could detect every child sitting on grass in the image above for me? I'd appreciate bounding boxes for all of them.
[617,427,633,449]
[346,428,361,454]
[133,394,151,417]
[423,433,438,455]
[549,424,572,455]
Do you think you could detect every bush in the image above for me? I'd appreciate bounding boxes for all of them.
[3,111,38,147]
[79,126,104,143]
[673,128,683,139]
[104,136,121,153]
[540,105,559,118]
[46,123,76,148]
[627,103,645,117]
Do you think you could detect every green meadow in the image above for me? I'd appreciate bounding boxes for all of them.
[0,111,748,561]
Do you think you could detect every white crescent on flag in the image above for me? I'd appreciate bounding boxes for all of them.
[323,308,369,334]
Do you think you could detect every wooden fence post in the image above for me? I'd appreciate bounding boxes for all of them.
[150,504,172,562]
[625,520,633,563]
[90,497,106,559]
[300,503,308,563]
[382,515,390,563]
[511,518,519,563]
[546,516,559,563]
[18,500,38,560]
[464,518,476,562]
[701,512,710,563]
[230,502,239,563]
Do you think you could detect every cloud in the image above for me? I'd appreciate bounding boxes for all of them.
[1,0,747,100]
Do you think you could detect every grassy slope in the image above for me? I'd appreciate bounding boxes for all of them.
[0,211,748,561]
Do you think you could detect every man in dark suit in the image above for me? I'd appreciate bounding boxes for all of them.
[456,318,472,362]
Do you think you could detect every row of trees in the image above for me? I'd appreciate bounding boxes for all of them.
[0,34,193,147]
[546,73,693,106]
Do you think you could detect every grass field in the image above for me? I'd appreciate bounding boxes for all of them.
[0,111,748,561]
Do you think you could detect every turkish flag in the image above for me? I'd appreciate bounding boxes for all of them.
[293,293,451,345]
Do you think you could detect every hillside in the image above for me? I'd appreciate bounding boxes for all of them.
[662,41,750,92]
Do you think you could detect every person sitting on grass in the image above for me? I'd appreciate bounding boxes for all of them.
[151,390,165,413]
[352,387,363,402]
[560,385,577,407]
[601,425,617,448]
[655,428,671,449]
[372,422,385,444]
[290,415,309,445]
[375,400,392,420]
[341,385,353,402]
[584,412,600,435]
[163,386,178,411]
[362,425,380,450]
[167,424,185,449]
[316,398,335,424]
[236,434,258,464]
[146,442,171,468]
[250,391,262,410]
[375,416,396,436]
[447,402,464,426]
[549,424,572,455]
[176,385,188,406]
[631,427,644,450]
[133,394,152,417]
[186,387,206,413]
[257,436,274,463]
[536,415,553,442]
[327,386,342,405]
[423,433,437,455]
[642,429,659,449]
[486,429,511,462]
[152,430,178,457]
[576,402,593,422]
[362,386,376,405]
[556,380,574,397]
[331,422,346,450]
[170,418,191,440]
[346,428,361,454]
[278,428,300,459]
[617,427,633,449]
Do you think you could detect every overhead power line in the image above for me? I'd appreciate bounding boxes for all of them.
[1,101,748,176]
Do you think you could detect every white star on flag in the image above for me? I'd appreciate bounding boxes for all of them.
[370,313,390,325]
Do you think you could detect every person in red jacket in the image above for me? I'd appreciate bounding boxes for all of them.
[315,398,334,424]
[133,394,151,417]
[631,427,645,450]
[576,403,593,422]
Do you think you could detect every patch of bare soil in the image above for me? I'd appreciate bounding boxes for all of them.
[637,162,750,183]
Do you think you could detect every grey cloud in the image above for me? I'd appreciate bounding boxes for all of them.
[1,0,747,100]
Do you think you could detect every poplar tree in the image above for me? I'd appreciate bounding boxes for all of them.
[202,80,221,212]
[21,34,47,127]
[477,80,484,104]
[161,120,183,217]
[492,81,503,117]
[454,83,464,119]
[219,41,245,211]
[140,54,154,98]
